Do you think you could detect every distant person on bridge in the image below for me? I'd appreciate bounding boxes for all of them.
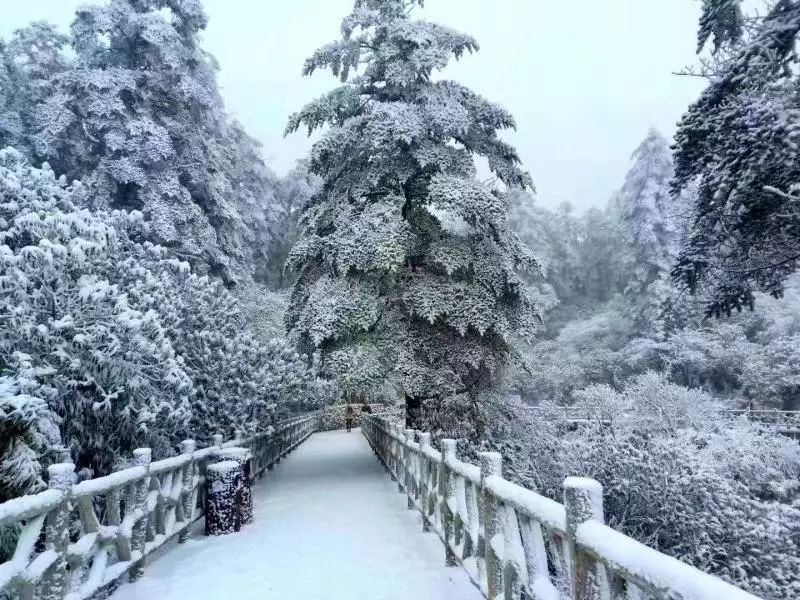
[345,404,355,432]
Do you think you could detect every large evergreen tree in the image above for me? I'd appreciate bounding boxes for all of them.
[0,23,69,156]
[286,0,540,432]
[619,129,680,335]
[18,0,280,284]
[673,0,800,316]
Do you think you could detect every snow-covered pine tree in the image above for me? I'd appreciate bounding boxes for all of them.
[0,23,68,156]
[619,129,680,336]
[30,0,279,284]
[285,0,541,434]
[673,0,800,317]
[697,0,745,53]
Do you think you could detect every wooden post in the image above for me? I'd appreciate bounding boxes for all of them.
[179,439,196,543]
[441,439,457,566]
[126,448,151,581]
[564,477,608,599]
[41,463,74,600]
[205,461,242,535]
[480,451,503,598]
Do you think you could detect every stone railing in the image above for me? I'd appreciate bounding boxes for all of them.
[317,403,403,432]
[0,413,318,600]
[361,414,760,600]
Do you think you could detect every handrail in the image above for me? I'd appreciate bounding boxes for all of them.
[0,413,319,600]
[361,414,761,600]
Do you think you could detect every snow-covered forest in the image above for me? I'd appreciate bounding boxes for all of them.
[1,0,800,597]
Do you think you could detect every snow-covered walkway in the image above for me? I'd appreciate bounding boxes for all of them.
[111,429,482,600]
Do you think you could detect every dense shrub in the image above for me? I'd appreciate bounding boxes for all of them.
[493,374,800,598]
[0,150,313,496]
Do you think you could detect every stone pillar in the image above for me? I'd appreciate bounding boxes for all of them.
[179,439,196,543]
[215,447,253,525]
[418,433,432,532]
[564,477,608,599]
[41,463,75,600]
[205,460,243,535]
[480,451,503,598]
[404,429,415,509]
[441,439,457,566]
[129,448,151,581]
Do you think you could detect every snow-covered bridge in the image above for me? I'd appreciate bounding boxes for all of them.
[0,413,763,600]
[111,428,480,600]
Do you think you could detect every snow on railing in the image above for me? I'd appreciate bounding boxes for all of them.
[317,403,403,432]
[361,414,761,600]
[0,413,318,600]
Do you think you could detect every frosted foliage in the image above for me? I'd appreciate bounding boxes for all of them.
[286,0,541,428]
[13,0,282,283]
[0,376,60,502]
[0,23,68,156]
[619,129,681,337]
[698,0,744,52]
[0,150,312,486]
[0,149,193,476]
[673,1,800,315]
[573,372,724,433]
[498,375,800,599]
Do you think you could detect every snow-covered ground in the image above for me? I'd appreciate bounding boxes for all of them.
[111,429,482,600]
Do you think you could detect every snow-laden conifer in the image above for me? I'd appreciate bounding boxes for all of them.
[673,0,800,316]
[286,0,541,431]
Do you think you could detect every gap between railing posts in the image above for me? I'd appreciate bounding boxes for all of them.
[360,414,762,600]
[0,412,319,600]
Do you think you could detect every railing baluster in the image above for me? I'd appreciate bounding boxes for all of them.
[179,439,197,542]
[129,448,152,581]
[464,479,479,563]
[518,514,551,598]
[404,428,415,509]
[41,463,75,600]
[418,433,430,531]
[441,439,457,566]
[564,477,609,600]
[480,451,503,598]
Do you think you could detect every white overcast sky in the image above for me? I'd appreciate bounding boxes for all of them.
[1,1,706,210]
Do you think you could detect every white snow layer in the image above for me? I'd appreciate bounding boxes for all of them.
[110,429,482,600]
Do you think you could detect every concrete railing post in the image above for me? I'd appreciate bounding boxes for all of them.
[564,477,608,599]
[215,447,253,525]
[419,433,432,532]
[441,439,457,566]
[404,429,415,509]
[205,460,242,536]
[480,451,503,598]
[129,448,152,581]
[41,463,75,600]
[179,440,196,543]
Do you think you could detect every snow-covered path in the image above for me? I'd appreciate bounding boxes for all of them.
[111,429,482,600]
